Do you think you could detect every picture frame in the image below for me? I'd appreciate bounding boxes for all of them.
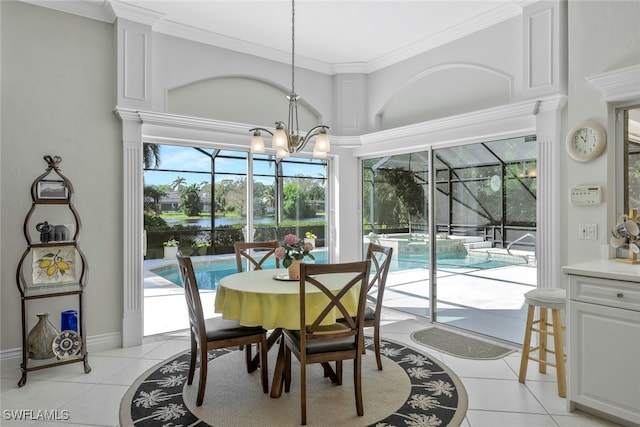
[32,246,77,285]
[36,180,68,200]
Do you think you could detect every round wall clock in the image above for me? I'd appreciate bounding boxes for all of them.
[566,120,607,162]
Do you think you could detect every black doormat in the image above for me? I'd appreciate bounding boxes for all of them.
[411,327,515,360]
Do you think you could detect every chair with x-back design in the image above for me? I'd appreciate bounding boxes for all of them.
[234,241,280,272]
[281,260,370,425]
[176,252,268,406]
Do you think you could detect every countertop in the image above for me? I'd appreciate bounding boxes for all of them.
[562,259,640,283]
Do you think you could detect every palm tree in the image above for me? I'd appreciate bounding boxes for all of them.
[143,143,161,169]
[171,176,187,191]
[144,185,168,213]
[179,183,203,216]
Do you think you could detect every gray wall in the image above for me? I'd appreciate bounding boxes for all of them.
[1,1,122,352]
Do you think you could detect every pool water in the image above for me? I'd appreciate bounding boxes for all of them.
[151,251,520,291]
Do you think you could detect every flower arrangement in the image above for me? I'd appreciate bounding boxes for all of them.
[304,231,317,240]
[275,234,315,268]
[163,238,179,247]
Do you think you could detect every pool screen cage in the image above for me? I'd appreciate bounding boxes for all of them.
[362,135,537,253]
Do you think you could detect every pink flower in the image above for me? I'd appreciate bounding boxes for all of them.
[274,247,286,259]
[283,234,300,246]
[302,242,314,252]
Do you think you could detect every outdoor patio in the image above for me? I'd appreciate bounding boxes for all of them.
[143,249,536,344]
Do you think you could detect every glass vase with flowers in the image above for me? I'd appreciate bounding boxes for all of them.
[275,234,315,279]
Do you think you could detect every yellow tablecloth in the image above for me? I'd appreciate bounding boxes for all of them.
[214,269,360,330]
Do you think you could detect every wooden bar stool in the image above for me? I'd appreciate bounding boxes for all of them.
[518,288,567,397]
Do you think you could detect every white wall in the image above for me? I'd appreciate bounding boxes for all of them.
[152,33,334,129]
[564,1,640,266]
[1,1,122,352]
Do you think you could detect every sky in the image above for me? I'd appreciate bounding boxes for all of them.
[144,144,326,187]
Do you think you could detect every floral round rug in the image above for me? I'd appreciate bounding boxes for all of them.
[120,337,467,426]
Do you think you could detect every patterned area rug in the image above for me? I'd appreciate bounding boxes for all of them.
[411,327,515,360]
[120,337,467,426]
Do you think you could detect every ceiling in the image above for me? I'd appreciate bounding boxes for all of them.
[31,0,531,74]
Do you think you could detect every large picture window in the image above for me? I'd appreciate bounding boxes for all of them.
[143,145,328,259]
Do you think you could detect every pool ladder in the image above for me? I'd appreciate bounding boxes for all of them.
[507,233,536,263]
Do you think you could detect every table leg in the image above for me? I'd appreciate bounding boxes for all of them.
[249,328,283,372]
[270,337,286,398]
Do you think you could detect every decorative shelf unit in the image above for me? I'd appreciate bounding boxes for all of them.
[15,155,91,387]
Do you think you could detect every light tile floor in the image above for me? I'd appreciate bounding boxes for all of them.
[0,311,624,427]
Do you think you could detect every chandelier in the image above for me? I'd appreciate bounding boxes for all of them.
[249,0,330,158]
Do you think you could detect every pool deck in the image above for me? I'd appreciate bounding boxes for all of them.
[143,248,536,343]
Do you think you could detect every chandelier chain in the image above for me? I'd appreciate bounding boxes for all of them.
[291,0,295,94]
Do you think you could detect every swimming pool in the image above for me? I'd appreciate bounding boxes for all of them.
[151,251,522,291]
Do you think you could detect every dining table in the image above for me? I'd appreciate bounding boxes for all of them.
[214,268,361,397]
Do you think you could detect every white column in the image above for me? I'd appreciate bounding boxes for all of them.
[117,110,144,347]
[536,97,566,288]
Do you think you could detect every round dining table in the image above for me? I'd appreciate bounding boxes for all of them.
[214,268,361,330]
[215,267,363,398]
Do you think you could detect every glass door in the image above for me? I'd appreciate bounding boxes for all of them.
[362,152,431,317]
[361,137,538,344]
[432,137,537,343]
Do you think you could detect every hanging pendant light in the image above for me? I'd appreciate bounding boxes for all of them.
[249,0,330,158]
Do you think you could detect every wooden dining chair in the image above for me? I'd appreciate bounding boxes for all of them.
[234,241,280,272]
[363,243,393,370]
[234,240,281,363]
[337,243,393,370]
[282,260,370,425]
[176,252,269,406]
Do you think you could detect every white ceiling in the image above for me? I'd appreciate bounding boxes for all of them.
[29,0,531,74]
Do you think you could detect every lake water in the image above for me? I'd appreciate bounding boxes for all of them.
[165,217,322,227]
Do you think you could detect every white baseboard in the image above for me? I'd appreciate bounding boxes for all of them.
[0,332,122,363]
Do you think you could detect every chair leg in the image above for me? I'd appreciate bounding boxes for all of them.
[245,343,254,373]
[551,308,567,398]
[300,362,307,425]
[374,325,383,370]
[336,361,343,385]
[518,304,535,383]
[196,348,208,406]
[354,353,364,417]
[187,337,197,385]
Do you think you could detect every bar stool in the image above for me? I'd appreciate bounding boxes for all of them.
[518,288,567,397]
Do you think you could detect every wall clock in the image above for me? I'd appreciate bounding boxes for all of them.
[565,120,607,162]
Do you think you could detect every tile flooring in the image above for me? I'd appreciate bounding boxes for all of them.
[0,311,624,427]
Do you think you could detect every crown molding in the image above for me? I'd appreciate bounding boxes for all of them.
[109,0,164,26]
[116,95,567,155]
[19,0,115,23]
[20,0,526,76]
[586,64,640,102]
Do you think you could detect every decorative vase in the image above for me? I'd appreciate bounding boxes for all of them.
[27,313,59,359]
[288,259,302,280]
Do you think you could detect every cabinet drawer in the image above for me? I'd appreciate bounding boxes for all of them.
[568,275,640,311]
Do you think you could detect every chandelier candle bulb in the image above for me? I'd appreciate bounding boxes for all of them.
[250,131,265,153]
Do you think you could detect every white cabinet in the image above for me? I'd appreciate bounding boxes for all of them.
[564,262,640,427]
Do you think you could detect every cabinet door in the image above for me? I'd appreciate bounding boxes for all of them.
[569,300,640,425]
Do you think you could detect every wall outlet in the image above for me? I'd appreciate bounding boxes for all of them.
[578,224,598,240]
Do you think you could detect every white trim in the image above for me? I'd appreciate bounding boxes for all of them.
[0,332,122,363]
[586,64,640,102]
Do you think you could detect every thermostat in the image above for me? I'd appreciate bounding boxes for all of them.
[570,186,602,205]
